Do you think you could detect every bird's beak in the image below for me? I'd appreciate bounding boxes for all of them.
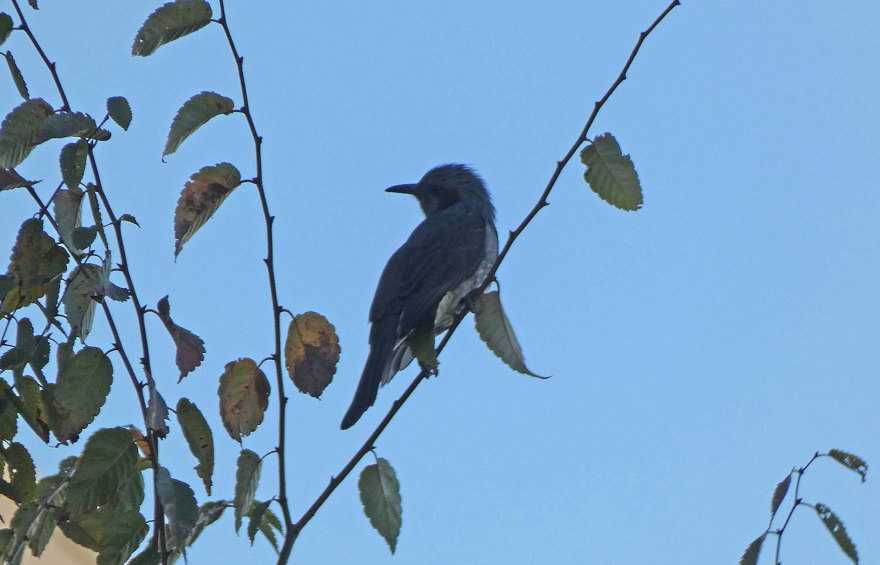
[385,183,418,195]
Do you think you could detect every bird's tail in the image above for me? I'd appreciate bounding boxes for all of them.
[340,318,397,430]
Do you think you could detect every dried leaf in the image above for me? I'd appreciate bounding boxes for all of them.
[131,0,213,57]
[218,358,270,442]
[163,92,234,157]
[3,51,28,100]
[128,426,151,459]
[0,167,35,190]
[174,162,241,256]
[473,290,547,378]
[828,449,868,482]
[106,96,132,131]
[233,449,261,533]
[814,503,858,563]
[53,187,85,254]
[146,384,169,438]
[62,263,102,340]
[176,398,214,495]
[0,98,52,168]
[284,311,340,398]
[358,457,402,554]
[157,295,205,380]
[580,132,643,211]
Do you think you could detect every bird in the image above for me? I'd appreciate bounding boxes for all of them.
[340,164,498,430]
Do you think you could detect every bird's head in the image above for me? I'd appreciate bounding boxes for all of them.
[386,164,494,221]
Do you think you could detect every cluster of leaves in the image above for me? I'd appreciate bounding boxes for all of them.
[740,449,868,565]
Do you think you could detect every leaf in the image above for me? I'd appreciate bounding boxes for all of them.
[86,184,109,249]
[770,473,791,516]
[67,427,138,516]
[60,139,88,189]
[131,0,213,57]
[0,98,52,168]
[359,457,402,554]
[173,162,241,256]
[828,449,868,482]
[64,507,147,565]
[0,381,18,440]
[233,449,261,533]
[4,52,28,100]
[5,442,35,502]
[156,468,198,551]
[126,544,161,565]
[9,501,57,560]
[54,186,85,254]
[128,426,151,459]
[26,0,37,9]
[257,508,282,553]
[473,290,547,379]
[1,218,69,314]
[100,252,130,302]
[13,374,50,443]
[218,358,270,441]
[814,503,858,563]
[176,398,213,495]
[0,167,35,190]
[146,384,169,438]
[35,111,109,144]
[45,347,113,443]
[284,311,340,398]
[62,263,102,339]
[183,500,227,548]
[106,96,132,131]
[738,533,764,565]
[118,213,139,227]
[246,499,270,545]
[580,132,643,211]
[73,226,98,250]
[0,14,13,47]
[163,92,234,157]
[157,296,205,380]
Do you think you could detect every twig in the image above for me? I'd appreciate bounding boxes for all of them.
[10,2,168,560]
[215,2,295,561]
[772,452,824,565]
[289,0,682,546]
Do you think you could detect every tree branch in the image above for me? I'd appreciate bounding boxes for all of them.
[215,2,295,561]
[290,0,681,545]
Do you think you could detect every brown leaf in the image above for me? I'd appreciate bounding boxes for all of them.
[173,163,241,257]
[284,312,340,398]
[0,167,35,190]
[218,358,270,442]
[157,295,205,381]
[128,425,152,459]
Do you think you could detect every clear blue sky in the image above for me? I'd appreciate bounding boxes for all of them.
[2,1,878,564]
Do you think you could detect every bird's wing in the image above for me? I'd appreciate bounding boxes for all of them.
[370,202,487,337]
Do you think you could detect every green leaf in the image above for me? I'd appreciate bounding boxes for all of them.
[53,186,85,254]
[126,544,161,565]
[358,457,402,554]
[580,132,643,211]
[0,167,35,190]
[828,449,868,482]
[183,500,227,548]
[9,502,57,560]
[131,0,213,57]
[4,51,28,100]
[814,503,858,563]
[246,500,270,545]
[1,218,69,314]
[174,162,241,257]
[45,347,113,443]
[233,449,261,533]
[44,274,61,319]
[60,139,88,189]
[156,468,198,551]
[62,263,102,340]
[0,14,13,47]
[258,508,282,553]
[473,290,547,379]
[176,398,214,495]
[4,442,35,502]
[106,96,132,131]
[0,382,18,440]
[218,358,269,441]
[739,533,764,565]
[67,427,138,516]
[35,111,109,144]
[0,98,52,168]
[118,213,139,227]
[13,374,50,443]
[73,226,98,250]
[770,473,791,516]
[67,507,147,565]
[163,91,233,158]
[284,311,341,398]
[157,296,205,381]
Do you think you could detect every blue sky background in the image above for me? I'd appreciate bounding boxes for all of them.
[2,1,878,564]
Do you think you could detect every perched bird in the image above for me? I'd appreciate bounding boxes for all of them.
[340,164,498,429]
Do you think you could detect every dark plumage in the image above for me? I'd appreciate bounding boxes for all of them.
[341,164,498,429]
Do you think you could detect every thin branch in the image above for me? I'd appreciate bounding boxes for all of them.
[11,3,168,560]
[772,452,824,565]
[289,0,681,544]
[215,3,295,561]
